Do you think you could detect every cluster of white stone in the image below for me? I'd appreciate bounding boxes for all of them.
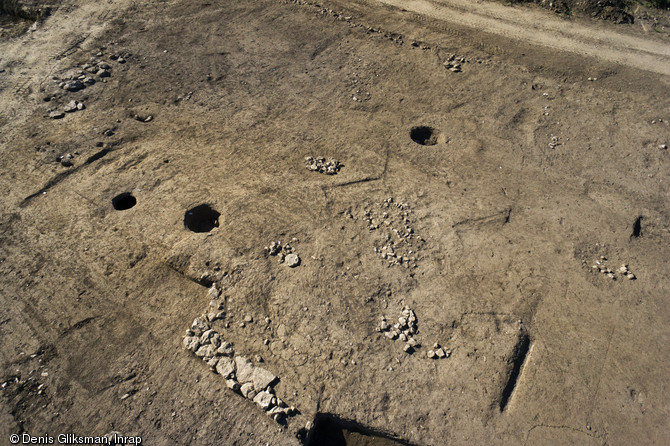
[592,256,636,280]
[183,316,296,423]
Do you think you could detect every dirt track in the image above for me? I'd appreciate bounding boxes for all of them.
[375,0,670,75]
[1,0,669,445]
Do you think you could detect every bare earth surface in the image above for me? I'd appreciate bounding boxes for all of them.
[0,0,669,445]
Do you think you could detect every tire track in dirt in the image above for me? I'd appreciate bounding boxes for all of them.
[375,0,670,75]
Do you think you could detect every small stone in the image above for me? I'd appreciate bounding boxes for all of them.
[63,80,84,91]
[380,320,389,331]
[252,367,277,390]
[210,333,221,348]
[407,337,419,347]
[215,357,235,378]
[49,111,65,119]
[191,317,209,336]
[427,350,437,359]
[244,315,253,323]
[97,69,111,78]
[195,344,215,358]
[285,253,300,267]
[660,144,668,150]
[626,273,636,280]
[182,336,200,352]
[64,100,78,113]
[208,285,220,299]
[403,344,413,353]
[384,331,397,340]
[217,341,234,357]
[435,348,446,358]
[618,265,628,274]
[225,379,239,391]
[253,391,275,411]
[235,356,255,383]
[200,329,216,344]
[207,357,219,370]
[268,406,288,422]
[240,382,256,399]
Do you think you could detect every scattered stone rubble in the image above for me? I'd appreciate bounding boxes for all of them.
[364,197,424,268]
[378,306,421,353]
[183,313,297,423]
[305,156,343,175]
[59,153,75,167]
[443,54,466,73]
[591,256,636,280]
[205,285,226,322]
[48,110,65,120]
[46,50,126,119]
[426,343,451,360]
[47,99,84,119]
[52,58,114,91]
[134,114,154,123]
[265,240,301,267]
[64,100,85,113]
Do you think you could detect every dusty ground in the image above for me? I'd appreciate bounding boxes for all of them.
[0,0,669,445]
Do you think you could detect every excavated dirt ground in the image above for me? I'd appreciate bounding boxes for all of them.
[1,0,669,445]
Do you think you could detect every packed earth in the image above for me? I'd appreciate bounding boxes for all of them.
[1,0,669,445]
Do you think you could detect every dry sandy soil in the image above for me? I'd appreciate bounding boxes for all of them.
[1,0,669,445]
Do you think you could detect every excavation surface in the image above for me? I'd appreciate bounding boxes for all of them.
[0,0,669,445]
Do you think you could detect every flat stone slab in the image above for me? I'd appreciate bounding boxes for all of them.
[216,357,235,379]
[253,391,274,411]
[252,366,277,390]
[235,356,254,383]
